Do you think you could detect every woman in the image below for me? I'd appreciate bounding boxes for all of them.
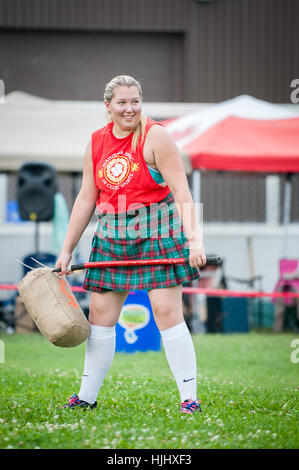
[56,75,206,414]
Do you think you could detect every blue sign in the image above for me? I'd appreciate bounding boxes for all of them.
[115,290,161,353]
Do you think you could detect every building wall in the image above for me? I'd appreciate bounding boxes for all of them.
[0,30,184,100]
[0,0,298,102]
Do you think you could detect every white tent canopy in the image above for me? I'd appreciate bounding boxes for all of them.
[0,91,107,172]
[0,91,207,174]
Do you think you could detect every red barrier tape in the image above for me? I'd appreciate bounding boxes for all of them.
[1,283,299,298]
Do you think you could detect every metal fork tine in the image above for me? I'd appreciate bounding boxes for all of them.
[16,259,35,270]
[30,257,48,268]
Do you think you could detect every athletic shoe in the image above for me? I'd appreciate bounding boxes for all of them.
[180,398,202,414]
[63,393,97,410]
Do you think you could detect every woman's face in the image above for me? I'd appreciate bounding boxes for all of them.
[105,86,142,132]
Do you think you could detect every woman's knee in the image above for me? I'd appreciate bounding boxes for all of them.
[89,291,128,327]
[89,298,114,326]
[150,302,183,329]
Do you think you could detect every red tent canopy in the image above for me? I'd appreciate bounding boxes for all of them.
[182,116,299,173]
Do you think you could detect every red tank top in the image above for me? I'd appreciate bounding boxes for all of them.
[91,117,170,213]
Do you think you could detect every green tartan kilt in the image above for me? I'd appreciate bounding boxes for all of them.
[83,193,200,292]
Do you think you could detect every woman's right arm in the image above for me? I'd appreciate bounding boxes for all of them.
[55,140,99,275]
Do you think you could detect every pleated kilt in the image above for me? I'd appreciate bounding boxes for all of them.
[83,193,200,292]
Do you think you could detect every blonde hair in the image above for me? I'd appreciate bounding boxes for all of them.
[104,75,147,152]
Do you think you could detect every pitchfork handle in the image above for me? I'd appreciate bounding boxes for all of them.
[52,255,221,273]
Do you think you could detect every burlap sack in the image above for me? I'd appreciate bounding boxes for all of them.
[18,267,90,347]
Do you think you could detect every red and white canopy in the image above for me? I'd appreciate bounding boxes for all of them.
[165,95,299,173]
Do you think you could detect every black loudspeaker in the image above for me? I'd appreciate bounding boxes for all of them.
[17,162,57,221]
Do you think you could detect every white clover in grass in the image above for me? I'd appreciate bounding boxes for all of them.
[238,435,244,441]
[91,426,96,432]
[272,433,277,439]
[210,435,220,442]
[181,437,187,444]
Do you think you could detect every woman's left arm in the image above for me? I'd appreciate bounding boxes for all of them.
[149,125,206,269]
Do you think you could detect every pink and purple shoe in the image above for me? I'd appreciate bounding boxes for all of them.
[63,393,97,410]
[180,398,202,414]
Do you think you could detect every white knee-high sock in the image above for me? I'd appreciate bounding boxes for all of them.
[78,324,115,404]
[160,321,197,402]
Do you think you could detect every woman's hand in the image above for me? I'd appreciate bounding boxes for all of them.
[188,242,207,270]
[55,251,73,276]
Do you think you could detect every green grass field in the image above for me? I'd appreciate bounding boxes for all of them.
[0,331,298,449]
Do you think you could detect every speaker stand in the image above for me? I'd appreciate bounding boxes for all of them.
[34,221,40,257]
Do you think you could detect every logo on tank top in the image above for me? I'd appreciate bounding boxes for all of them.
[98,152,139,190]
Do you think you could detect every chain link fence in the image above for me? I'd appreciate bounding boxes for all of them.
[3,170,299,224]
